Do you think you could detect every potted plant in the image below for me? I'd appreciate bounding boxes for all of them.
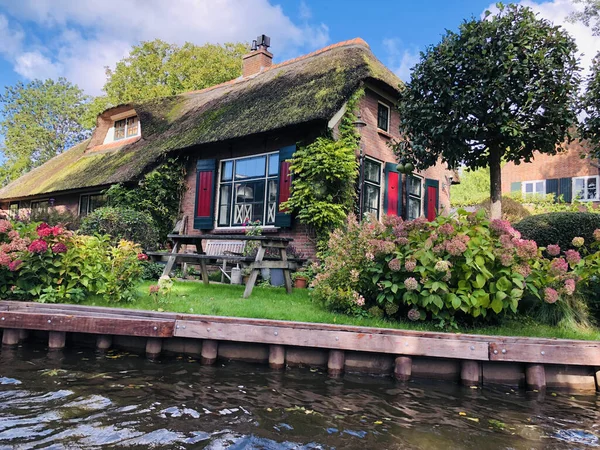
[292,270,309,288]
[241,266,252,285]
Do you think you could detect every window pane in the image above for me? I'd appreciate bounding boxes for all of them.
[235,156,266,179]
[221,161,233,181]
[218,184,232,226]
[79,195,89,216]
[266,179,278,224]
[114,119,126,140]
[574,179,585,199]
[408,197,421,220]
[408,176,421,197]
[268,153,279,176]
[364,160,381,184]
[89,194,107,213]
[126,116,139,137]
[587,177,597,200]
[377,104,389,131]
[535,181,544,193]
[525,183,533,193]
[233,181,265,225]
[363,184,380,218]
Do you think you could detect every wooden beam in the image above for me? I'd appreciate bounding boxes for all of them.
[489,342,600,366]
[173,319,489,360]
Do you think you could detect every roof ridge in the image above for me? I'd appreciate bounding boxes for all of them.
[183,37,370,97]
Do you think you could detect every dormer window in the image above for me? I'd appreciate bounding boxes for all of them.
[114,116,139,141]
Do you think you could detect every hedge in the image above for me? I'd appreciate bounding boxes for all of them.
[514,212,600,250]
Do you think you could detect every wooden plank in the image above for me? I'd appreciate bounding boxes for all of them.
[249,261,295,270]
[168,234,292,242]
[1,301,179,319]
[174,319,489,360]
[489,342,600,366]
[0,311,174,337]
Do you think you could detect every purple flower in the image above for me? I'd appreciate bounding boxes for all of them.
[547,244,561,256]
[499,253,514,267]
[51,243,68,254]
[404,260,417,272]
[564,249,581,265]
[514,239,538,259]
[28,239,48,254]
[438,223,455,235]
[549,258,569,276]
[514,264,531,278]
[445,237,467,256]
[404,277,419,291]
[388,258,402,272]
[543,287,559,304]
[407,308,421,321]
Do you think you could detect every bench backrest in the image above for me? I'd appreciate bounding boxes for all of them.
[204,239,246,256]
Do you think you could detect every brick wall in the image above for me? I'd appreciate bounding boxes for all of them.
[501,140,600,193]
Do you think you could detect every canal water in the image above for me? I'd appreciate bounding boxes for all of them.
[0,344,599,449]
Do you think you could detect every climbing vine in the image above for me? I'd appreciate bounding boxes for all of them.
[283,89,363,251]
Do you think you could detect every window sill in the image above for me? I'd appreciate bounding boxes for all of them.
[213,226,280,234]
[377,129,393,139]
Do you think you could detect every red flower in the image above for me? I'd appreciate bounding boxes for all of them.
[51,243,68,254]
[51,226,63,237]
[137,253,149,261]
[37,223,53,237]
[28,239,48,254]
[8,260,22,272]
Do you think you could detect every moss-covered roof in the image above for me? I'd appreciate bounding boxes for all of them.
[0,38,401,200]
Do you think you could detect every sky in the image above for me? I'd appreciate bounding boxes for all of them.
[0,0,598,98]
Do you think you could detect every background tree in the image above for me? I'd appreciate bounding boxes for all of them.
[450,167,490,207]
[579,55,600,157]
[0,78,91,184]
[568,0,600,35]
[83,40,247,127]
[397,4,580,219]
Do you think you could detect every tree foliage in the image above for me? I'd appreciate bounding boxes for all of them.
[0,78,91,184]
[450,167,490,206]
[567,0,600,35]
[83,39,247,127]
[579,55,600,157]
[396,4,580,219]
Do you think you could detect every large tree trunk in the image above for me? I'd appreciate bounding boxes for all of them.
[489,148,502,220]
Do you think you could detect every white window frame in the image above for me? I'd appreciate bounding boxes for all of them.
[377,102,391,132]
[113,115,140,141]
[407,174,423,220]
[79,192,107,216]
[216,151,280,229]
[522,179,546,198]
[8,201,19,219]
[573,175,600,202]
[362,157,382,219]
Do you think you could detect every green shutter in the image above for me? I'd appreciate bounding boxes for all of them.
[193,159,216,230]
[383,162,402,216]
[546,179,559,202]
[510,182,522,192]
[274,145,296,228]
[559,177,572,203]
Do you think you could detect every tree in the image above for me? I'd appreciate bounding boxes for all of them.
[567,0,600,35]
[450,167,490,207]
[579,55,600,156]
[0,78,91,184]
[396,4,580,219]
[83,40,247,127]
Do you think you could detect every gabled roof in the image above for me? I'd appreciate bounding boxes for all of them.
[0,38,402,201]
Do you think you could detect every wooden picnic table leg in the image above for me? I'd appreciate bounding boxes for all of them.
[162,240,180,277]
[200,259,210,285]
[280,247,293,294]
[243,245,265,298]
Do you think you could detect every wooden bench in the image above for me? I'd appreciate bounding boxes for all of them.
[204,240,246,282]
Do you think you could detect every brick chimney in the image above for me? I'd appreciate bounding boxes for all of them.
[242,34,273,77]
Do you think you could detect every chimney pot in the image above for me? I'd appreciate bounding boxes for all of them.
[242,34,273,77]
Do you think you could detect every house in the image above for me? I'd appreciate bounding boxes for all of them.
[0,37,456,258]
[502,140,600,203]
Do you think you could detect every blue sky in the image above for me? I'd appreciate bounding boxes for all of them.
[0,0,597,98]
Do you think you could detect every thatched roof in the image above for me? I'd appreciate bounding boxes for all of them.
[0,38,401,200]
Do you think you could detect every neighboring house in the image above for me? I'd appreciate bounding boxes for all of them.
[0,37,455,258]
[502,140,600,204]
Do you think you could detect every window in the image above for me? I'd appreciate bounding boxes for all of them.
[362,158,381,218]
[573,176,599,201]
[31,200,49,214]
[522,180,546,198]
[407,175,422,220]
[8,202,19,219]
[114,115,139,141]
[377,102,390,132]
[217,152,279,227]
[79,193,107,216]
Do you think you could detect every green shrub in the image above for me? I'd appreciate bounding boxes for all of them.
[80,206,159,251]
[140,260,164,280]
[514,212,600,250]
[475,196,531,223]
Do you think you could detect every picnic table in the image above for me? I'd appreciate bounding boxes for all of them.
[149,234,295,298]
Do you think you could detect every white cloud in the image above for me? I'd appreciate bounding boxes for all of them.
[0,14,23,57]
[14,51,62,80]
[299,1,312,20]
[0,0,330,94]
[485,0,600,78]
[382,38,421,81]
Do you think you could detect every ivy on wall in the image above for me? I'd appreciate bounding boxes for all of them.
[283,89,363,251]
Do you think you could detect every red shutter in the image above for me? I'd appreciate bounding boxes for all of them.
[196,171,213,217]
[386,171,399,216]
[426,185,437,221]
[278,161,292,211]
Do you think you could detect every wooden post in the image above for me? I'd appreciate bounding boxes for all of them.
[2,328,20,347]
[394,356,412,381]
[201,340,218,365]
[18,329,29,343]
[162,240,180,277]
[461,361,481,386]
[595,368,600,392]
[526,364,546,391]
[146,338,162,359]
[269,345,285,370]
[96,335,112,351]
[243,245,266,298]
[200,260,210,286]
[280,247,293,294]
[328,350,345,377]
[48,331,66,350]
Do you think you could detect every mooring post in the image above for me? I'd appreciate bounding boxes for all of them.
[146,338,162,359]
[18,329,29,343]
[201,340,218,365]
[328,350,345,377]
[461,361,481,386]
[96,335,112,351]
[394,356,412,381]
[1,328,20,347]
[595,368,600,392]
[269,345,285,370]
[526,364,546,391]
[48,331,66,350]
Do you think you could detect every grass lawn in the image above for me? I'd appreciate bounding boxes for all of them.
[77,280,600,341]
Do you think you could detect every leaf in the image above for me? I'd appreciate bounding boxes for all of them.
[491,297,504,314]
[474,274,486,289]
